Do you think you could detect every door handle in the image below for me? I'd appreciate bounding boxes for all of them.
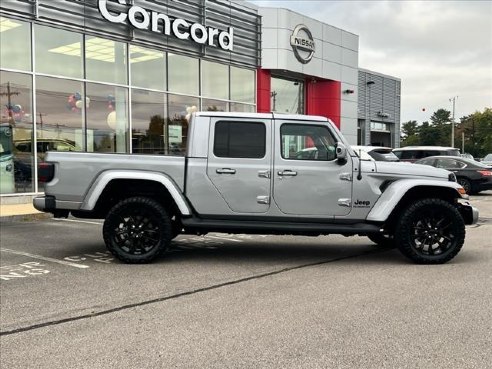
[216,168,236,174]
[278,170,297,177]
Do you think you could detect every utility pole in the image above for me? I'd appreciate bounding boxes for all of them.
[449,96,458,148]
[0,82,20,125]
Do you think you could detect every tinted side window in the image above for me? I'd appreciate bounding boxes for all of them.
[214,121,266,158]
[400,150,416,160]
[424,151,440,157]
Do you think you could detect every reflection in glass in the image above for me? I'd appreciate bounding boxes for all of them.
[0,71,33,193]
[168,94,199,155]
[131,89,168,154]
[86,83,128,153]
[231,67,255,103]
[0,17,31,72]
[168,54,199,95]
[202,99,228,112]
[271,77,304,114]
[130,46,166,90]
[35,24,83,79]
[202,61,228,99]
[230,102,255,113]
[36,76,84,149]
[86,37,127,85]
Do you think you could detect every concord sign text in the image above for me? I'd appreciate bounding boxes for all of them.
[290,24,315,64]
[98,0,234,50]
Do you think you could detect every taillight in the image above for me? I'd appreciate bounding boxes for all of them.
[478,170,492,176]
[38,162,54,183]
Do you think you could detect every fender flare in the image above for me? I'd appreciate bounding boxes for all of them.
[366,179,463,222]
[81,170,192,215]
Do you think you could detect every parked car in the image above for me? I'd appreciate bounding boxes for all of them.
[481,153,492,166]
[393,146,460,163]
[460,153,475,161]
[352,146,399,162]
[415,156,492,194]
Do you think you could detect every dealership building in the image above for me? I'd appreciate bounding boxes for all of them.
[0,0,400,198]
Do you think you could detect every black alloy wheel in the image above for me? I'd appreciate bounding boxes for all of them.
[103,197,172,263]
[395,198,465,264]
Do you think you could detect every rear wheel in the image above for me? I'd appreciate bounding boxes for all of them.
[103,197,172,263]
[457,178,472,194]
[395,198,465,264]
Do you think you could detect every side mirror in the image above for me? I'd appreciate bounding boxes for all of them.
[336,142,347,163]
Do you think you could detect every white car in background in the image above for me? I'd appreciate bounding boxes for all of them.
[481,153,492,166]
[352,146,400,162]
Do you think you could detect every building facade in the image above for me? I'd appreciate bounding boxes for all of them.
[358,69,401,147]
[257,7,359,144]
[0,0,400,198]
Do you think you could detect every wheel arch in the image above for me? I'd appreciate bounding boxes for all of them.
[367,181,462,226]
[80,170,191,217]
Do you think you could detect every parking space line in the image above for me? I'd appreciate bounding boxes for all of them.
[0,248,89,269]
[52,218,102,225]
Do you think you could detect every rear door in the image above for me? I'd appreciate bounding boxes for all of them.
[206,118,272,213]
[272,120,353,217]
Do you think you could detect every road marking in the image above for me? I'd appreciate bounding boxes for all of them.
[0,248,89,269]
[52,218,102,225]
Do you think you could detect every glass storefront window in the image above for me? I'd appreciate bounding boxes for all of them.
[0,71,33,193]
[168,54,199,96]
[168,94,199,155]
[202,99,228,112]
[86,83,128,153]
[34,25,83,79]
[130,46,166,91]
[202,61,228,100]
[36,76,84,154]
[131,89,167,154]
[230,102,255,113]
[231,67,255,104]
[0,17,31,72]
[271,76,304,114]
[85,37,127,85]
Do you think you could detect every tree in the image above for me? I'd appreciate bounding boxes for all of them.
[457,108,492,157]
[401,120,420,146]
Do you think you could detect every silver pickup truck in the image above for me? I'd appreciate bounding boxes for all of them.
[34,112,478,264]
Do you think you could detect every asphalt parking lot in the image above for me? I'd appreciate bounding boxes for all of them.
[1,192,491,368]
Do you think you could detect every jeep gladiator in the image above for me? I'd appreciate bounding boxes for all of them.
[34,112,479,264]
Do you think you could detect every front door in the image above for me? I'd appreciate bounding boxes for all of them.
[273,121,353,217]
[207,118,272,213]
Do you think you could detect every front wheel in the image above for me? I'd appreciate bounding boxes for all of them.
[103,197,172,264]
[395,198,465,264]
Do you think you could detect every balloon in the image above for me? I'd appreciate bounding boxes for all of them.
[75,100,83,109]
[74,92,82,101]
[107,111,116,130]
[13,104,22,113]
[85,97,90,108]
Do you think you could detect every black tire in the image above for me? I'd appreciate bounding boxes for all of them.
[457,178,472,195]
[103,197,172,263]
[367,233,395,248]
[395,198,465,264]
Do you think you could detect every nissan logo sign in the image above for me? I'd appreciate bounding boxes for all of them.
[98,0,234,51]
[290,24,315,64]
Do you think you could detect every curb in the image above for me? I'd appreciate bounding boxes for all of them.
[0,213,53,223]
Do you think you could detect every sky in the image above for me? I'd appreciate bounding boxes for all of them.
[248,0,492,123]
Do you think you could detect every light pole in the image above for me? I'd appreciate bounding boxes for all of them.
[449,96,458,148]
